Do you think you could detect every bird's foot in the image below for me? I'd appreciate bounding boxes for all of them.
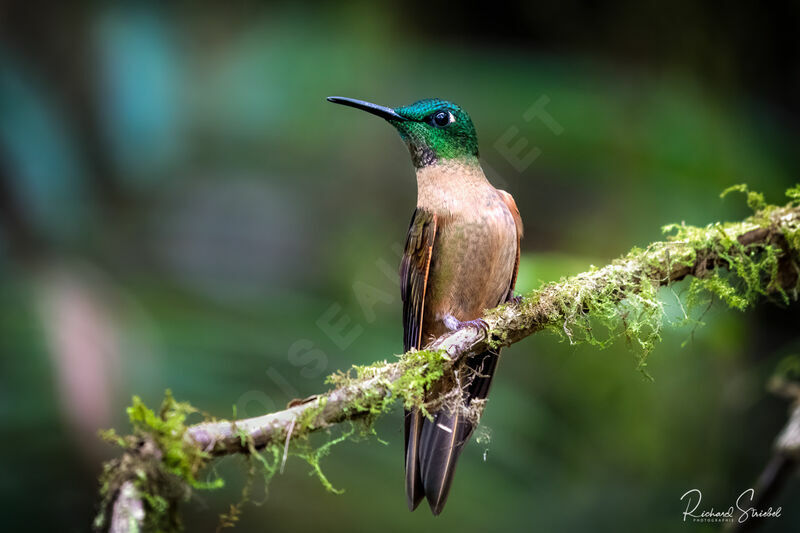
[443,314,490,337]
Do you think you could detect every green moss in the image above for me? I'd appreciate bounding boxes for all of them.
[95,391,222,532]
[663,207,789,307]
[518,185,799,377]
[294,396,329,433]
[127,391,222,490]
[721,183,766,211]
[325,348,448,417]
[526,251,665,377]
[215,434,281,531]
[227,347,449,501]
[297,426,354,494]
[392,349,449,414]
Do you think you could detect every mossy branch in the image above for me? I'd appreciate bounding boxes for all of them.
[187,200,800,455]
[97,190,800,532]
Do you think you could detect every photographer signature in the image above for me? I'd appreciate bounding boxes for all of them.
[680,488,781,524]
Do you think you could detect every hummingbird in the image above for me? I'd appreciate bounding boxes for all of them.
[327,96,523,515]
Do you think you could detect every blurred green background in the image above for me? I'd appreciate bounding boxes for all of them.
[1,2,799,532]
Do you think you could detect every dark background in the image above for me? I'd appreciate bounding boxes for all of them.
[1,2,799,532]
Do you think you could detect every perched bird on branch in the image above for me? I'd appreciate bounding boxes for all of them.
[328,96,522,515]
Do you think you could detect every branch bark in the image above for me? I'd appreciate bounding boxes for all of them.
[109,482,145,533]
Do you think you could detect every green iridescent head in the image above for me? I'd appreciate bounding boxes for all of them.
[327,96,478,167]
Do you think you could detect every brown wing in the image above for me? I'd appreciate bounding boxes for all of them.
[400,208,438,353]
[399,207,437,511]
[496,189,523,301]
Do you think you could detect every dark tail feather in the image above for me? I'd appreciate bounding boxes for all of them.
[404,409,425,510]
[415,349,500,515]
[419,408,472,514]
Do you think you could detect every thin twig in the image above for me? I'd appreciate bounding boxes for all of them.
[280,418,296,474]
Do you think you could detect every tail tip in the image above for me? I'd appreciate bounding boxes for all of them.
[427,493,448,516]
[429,502,445,516]
[406,494,423,512]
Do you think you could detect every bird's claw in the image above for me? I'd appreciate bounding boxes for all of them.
[465,318,490,335]
[508,294,523,305]
[444,315,490,337]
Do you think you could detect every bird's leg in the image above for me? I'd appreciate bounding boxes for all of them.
[443,314,489,337]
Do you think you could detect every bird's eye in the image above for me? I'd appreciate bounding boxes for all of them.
[430,111,453,128]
